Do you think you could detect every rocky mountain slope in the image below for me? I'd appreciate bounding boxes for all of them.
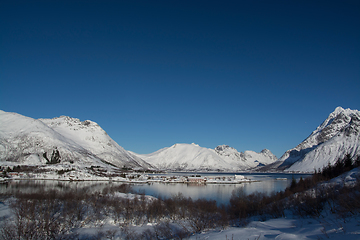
[274,107,360,172]
[132,143,277,171]
[0,110,153,170]
[215,145,277,169]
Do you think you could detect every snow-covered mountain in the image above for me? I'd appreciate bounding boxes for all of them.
[39,116,153,169]
[132,143,234,171]
[215,145,277,170]
[0,110,153,170]
[274,107,360,173]
[132,143,277,171]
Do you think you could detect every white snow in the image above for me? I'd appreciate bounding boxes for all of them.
[39,116,153,169]
[187,216,360,240]
[276,107,360,173]
[0,110,153,174]
[287,133,360,172]
[217,146,277,170]
[131,143,277,171]
[132,143,235,171]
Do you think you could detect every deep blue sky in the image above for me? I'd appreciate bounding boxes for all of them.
[1,1,359,157]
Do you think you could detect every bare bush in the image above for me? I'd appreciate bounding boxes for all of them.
[1,197,79,240]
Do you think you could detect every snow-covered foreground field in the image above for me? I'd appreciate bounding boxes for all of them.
[188,216,360,240]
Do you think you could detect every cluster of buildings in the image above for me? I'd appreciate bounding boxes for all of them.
[124,173,251,184]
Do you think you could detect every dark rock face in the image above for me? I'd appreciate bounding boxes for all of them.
[215,145,231,153]
[316,112,352,144]
[342,115,360,136]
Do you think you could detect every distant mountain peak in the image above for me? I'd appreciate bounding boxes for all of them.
[260,149,271,154]
[132,143,277,171]
[43,115,100,129]
[332,106,356,116]
[333,106,345,114]
[215,145,235,152]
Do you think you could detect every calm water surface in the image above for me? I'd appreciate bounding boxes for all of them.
[132,172,311,205]
[0,173,311,205]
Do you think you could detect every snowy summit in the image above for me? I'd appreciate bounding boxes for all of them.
[273,107,360,172]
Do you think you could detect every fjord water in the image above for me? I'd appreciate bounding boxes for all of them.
[0,173,310,205]
[132,172,311,205]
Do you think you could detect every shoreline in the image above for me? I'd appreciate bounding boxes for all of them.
[2,177,260,184]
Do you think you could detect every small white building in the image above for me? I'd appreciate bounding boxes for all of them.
[235,174,245,180]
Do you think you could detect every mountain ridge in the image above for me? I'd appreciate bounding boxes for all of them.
[2,106,359,174]
[274,107,360,172]
[131,143,277,171]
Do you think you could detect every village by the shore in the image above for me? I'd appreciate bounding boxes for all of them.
[0,166,255,184]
